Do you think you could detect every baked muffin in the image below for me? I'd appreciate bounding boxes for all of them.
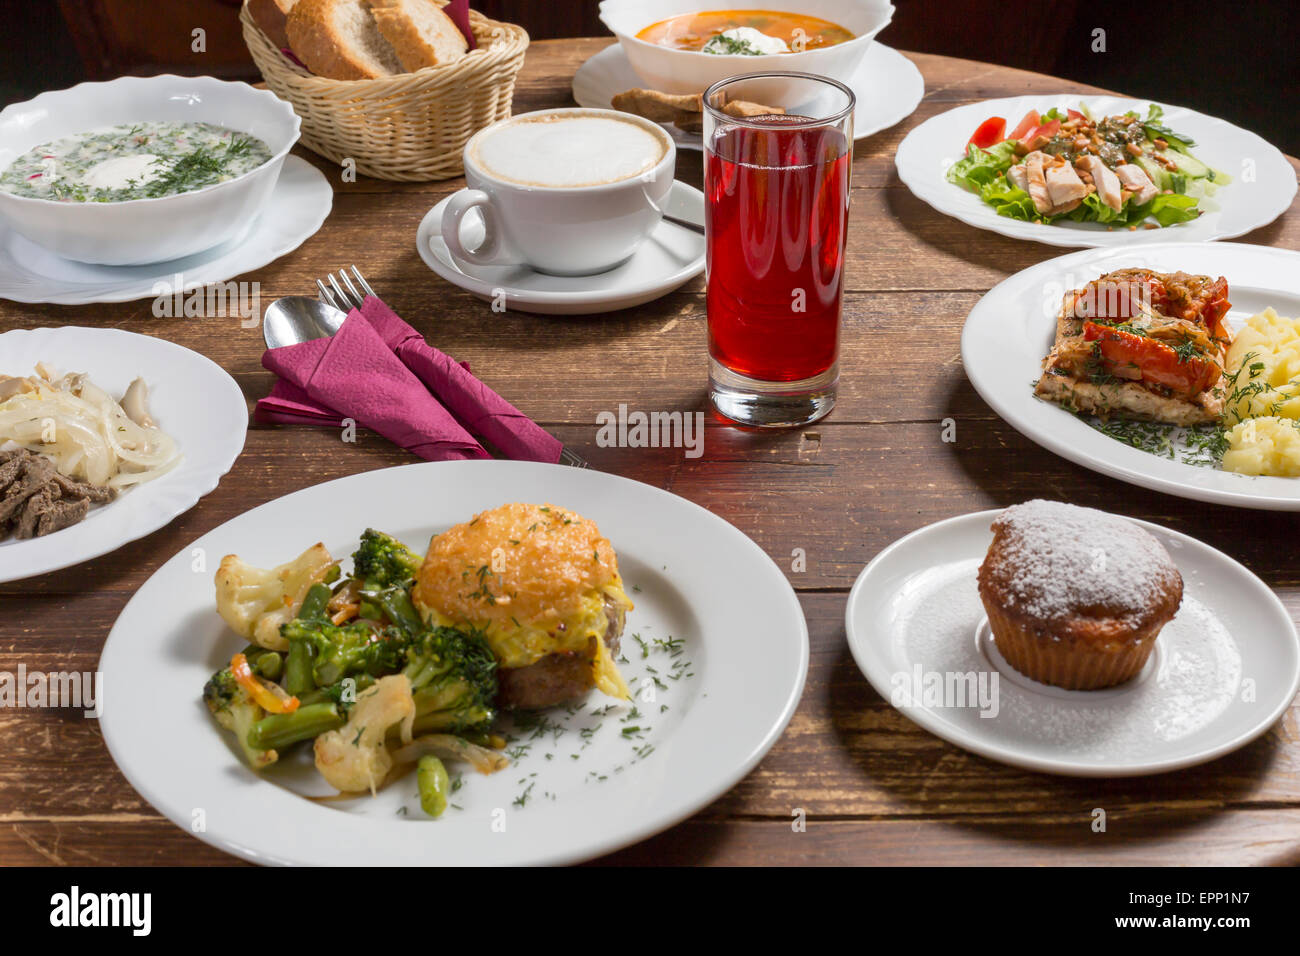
[977,500,1183,690]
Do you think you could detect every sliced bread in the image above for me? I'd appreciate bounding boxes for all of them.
[369,0,468,72]
[286,0,403,80]
[249,0,300,49]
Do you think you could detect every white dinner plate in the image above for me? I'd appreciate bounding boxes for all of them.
[895,94,1296,247]
[846,509,1300,777]
[963,241,1300,509]
[98,460,809,866]
[572,41,925,149]
[0,156,332,304]
[0,326,247,581]
[416,181,705,314]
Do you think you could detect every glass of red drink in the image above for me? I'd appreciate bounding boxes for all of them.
[703,72,854,427]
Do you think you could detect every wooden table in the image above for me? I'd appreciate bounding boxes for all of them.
[2,39,1298,866]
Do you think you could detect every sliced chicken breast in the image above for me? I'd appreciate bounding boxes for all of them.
[1115,163,1158,205]
[1076,154,1123,211]
[1043,159,1089,210]
[1021,151,1054,214]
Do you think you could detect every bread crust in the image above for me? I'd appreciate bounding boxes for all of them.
[369,0,468,72]
[286,0,401,80]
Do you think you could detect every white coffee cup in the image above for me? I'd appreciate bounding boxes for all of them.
[442,108,676,276]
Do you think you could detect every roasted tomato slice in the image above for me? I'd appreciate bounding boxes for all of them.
[1083,322,1221,396]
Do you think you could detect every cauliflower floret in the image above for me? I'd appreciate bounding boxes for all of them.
[214,543,336,650]
[313,675,416,794]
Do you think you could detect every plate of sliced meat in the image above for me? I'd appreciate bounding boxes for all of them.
[897,95,1296,247]
[0,326,247,581]
[962,241,1300,509]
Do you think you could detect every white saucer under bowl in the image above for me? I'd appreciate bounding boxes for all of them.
[416,180,705,315]
[845,509,1300,777]
[0,156,332,305]
[572,41,925,150]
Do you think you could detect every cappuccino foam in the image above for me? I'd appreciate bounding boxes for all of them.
[473,113,666,188]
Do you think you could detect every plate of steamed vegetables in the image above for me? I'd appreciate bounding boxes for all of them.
[97,460,808,866]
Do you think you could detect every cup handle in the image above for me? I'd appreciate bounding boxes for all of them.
[441,189,516,268]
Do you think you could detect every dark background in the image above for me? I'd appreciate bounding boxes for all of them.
[2,0,1296,154]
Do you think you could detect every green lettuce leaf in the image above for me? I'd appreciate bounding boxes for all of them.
[946,141,1018,192]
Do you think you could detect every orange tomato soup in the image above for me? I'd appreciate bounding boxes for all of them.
[636,10,854,52]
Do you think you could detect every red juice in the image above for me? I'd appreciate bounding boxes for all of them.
[705,116,851,382]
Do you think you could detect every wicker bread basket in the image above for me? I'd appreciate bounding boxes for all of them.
[240,1,529,181]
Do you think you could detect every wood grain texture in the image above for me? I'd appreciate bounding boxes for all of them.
[0,40,1296,866]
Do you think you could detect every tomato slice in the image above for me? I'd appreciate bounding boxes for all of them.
[966,116,1007,149]
[1083,322,1220,396]
[1066,108,1087,122]
[1018,119,1061,150]
[1008,110,1040,142]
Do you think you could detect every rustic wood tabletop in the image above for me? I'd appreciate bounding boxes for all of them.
[1,38,1297,866]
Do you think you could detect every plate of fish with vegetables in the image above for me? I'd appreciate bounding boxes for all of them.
[97,459,809,866]
[962,241,1300,509]
[896,95,1296,247]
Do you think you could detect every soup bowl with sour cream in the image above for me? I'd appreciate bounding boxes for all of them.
[599,0,894,95]
[0,75,300,266]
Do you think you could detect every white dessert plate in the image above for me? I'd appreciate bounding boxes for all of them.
[0,326,247,582]
[896,94,1296,248]
[0,156,332,304]
[846,509,1300,777]
[416,180,705,314]
[98,460,809,866]
[572,41,924,149]
[963,241,1300,509]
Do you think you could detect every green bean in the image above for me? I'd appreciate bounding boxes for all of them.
[246,702,343,751]
[284,639,315,695]
[254,651,283,680]
[417,755,450,818]
[298,583,332,620]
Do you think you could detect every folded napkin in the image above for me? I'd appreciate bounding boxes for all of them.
[444,0,477,51]
[256,297,562,465]
[261,313,488,461]
[358,297,562,464]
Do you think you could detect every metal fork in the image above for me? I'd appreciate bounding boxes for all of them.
[316,266,588,469]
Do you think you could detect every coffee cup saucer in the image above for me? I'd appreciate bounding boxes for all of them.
[416,180,705,315]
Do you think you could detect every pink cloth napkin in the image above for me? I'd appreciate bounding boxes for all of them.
[358,297,562,463]
[256,298,563,464]
[444,0,477,51]
[260,314,488,461]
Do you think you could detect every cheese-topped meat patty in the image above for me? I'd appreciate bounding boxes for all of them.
[412,503,633,710]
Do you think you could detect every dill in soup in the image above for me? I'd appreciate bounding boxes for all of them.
[0,121,273,203]
[636,10,855,55]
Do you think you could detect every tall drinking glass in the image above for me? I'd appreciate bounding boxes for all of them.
[703,72,854,427]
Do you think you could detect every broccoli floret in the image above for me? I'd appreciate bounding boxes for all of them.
[403,626,498,736]
[203,668,276,770]
[281,618,409,686]
[352,529,423,590]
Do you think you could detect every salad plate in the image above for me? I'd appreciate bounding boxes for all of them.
[0,156,331,305]
[896,94,1296,247]
[572,40,924,149]
[963,241,1300,509]
[98,460,809,866]
[846,509,1300,776]
[0,326,247,582]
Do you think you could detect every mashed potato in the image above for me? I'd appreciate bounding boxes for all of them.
[1224,307,1300,424]
[1222,417,1300,477]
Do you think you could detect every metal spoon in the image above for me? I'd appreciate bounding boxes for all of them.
[261,295,349,350]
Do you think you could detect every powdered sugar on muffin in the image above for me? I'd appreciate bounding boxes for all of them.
[986,499,1180,628]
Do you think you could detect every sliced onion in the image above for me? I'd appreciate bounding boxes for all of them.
[392,735,510,776]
